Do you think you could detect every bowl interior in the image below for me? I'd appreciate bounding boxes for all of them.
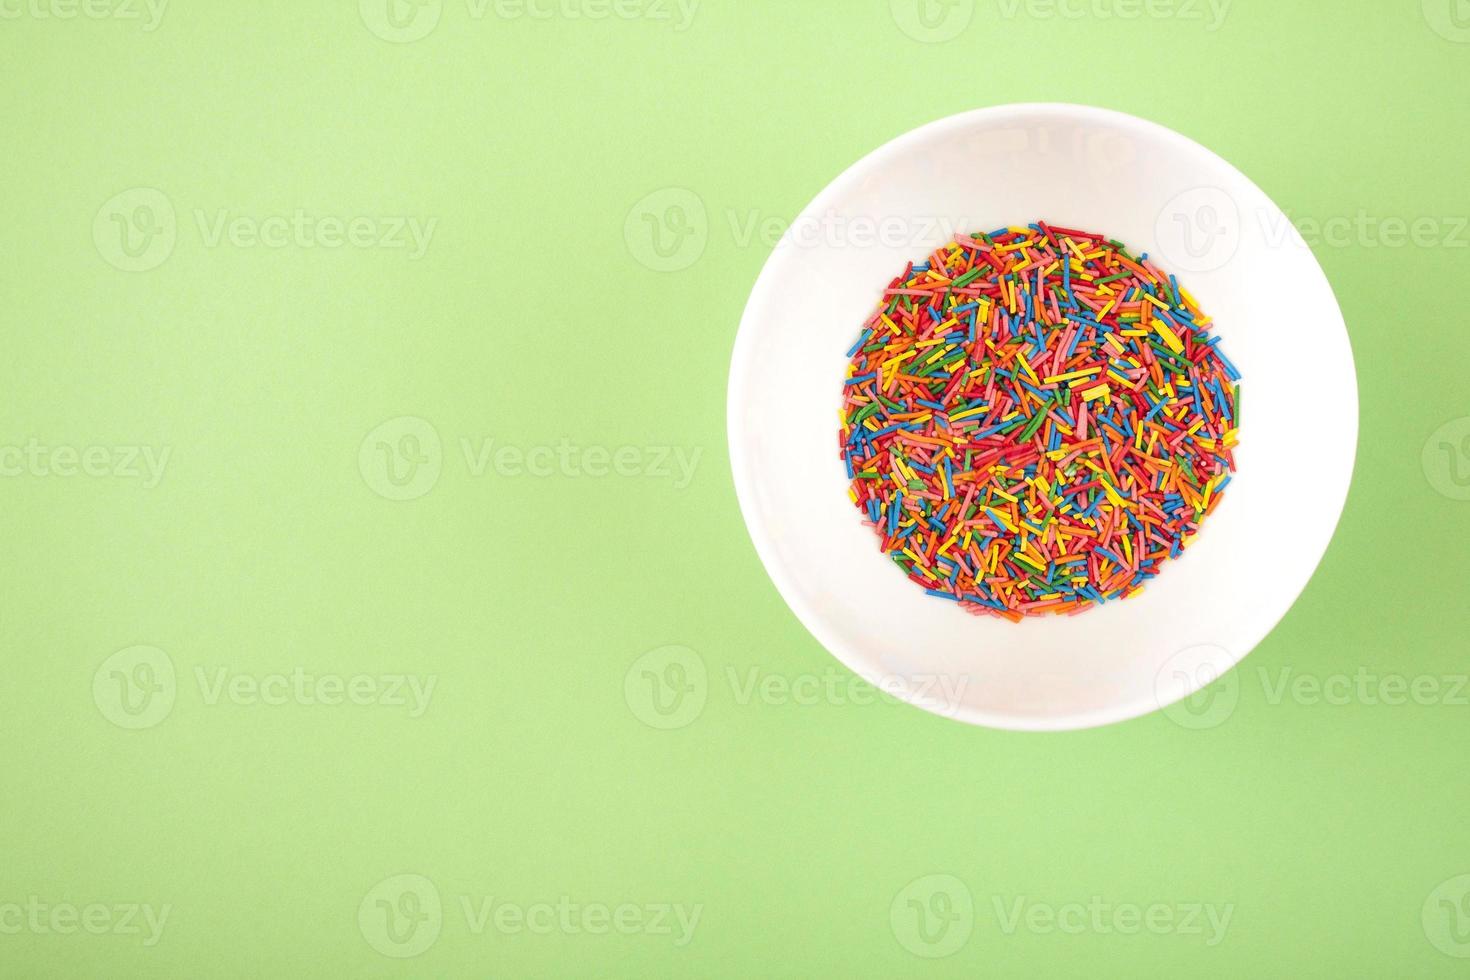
[728,104,1356,731]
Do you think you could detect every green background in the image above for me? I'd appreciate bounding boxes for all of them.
[3,0,1469,975]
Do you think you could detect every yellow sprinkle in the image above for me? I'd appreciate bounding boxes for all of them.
[1043,366,1101,384]
[1081,384,1111,402]
[948,405,990,422]
[1013,551,1045,572]
[1153,318,1184,354]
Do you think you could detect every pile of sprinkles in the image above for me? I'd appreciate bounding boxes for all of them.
[839,221,1241,621]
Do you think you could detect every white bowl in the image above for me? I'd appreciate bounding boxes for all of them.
[727,104,1357,731]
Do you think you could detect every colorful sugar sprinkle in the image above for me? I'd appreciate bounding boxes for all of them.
[838,221,1241,621]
